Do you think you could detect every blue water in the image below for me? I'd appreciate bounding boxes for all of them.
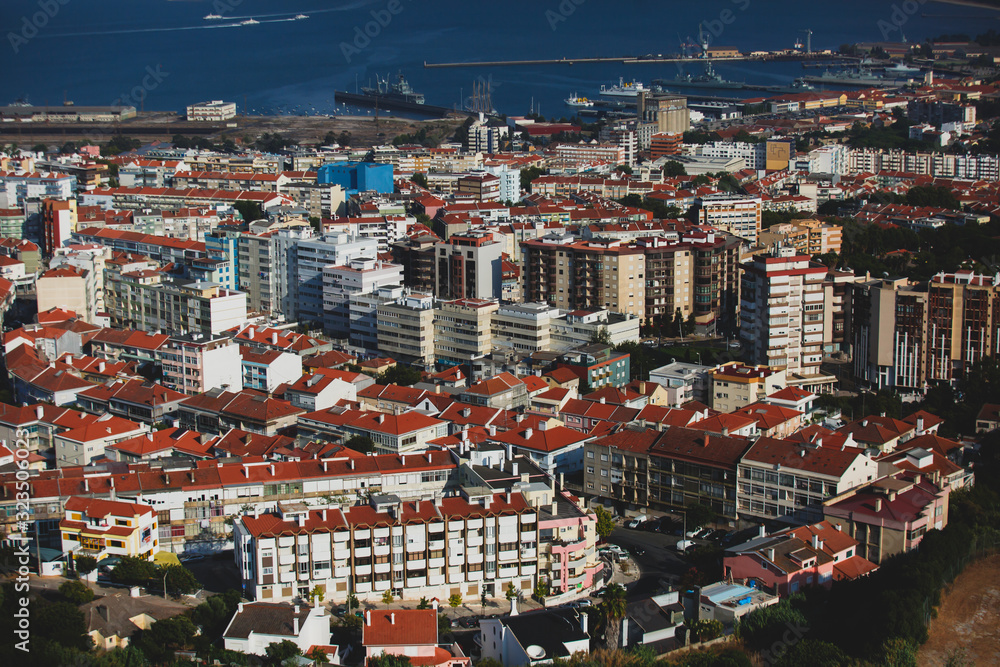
[2,0,998,119]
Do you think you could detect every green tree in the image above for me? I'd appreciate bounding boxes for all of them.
[505,582,517,601]
[689,618,723,642]
[59,579,95,605]
[878,637,918,667]
[191,589,243,642]
[411,173,428,188]
[159,564,200,595]
[615,164,633,175]
[662,160,687,177]
[264,639,302,665]
[111,555,158,586]
[476,659,504,667]
[306,647,332,664]
[233,200,264,223]
[775,640,851,667]
[346,593,360,611]
[448,593,462,608]
[685,502,716,529]
[370,653,412,667]
[376,364,423,386]
[594,506,616,540]
[600,584,627,649]
[382,589,395,605]
[344,434,375,454]
[735,600,809,652]
[308,585,325,604]
[75,554,98,582]
[520,166,547,192]
[32,143,48,153]
[91,646,150,667]
[533,580,550,603]
[135,615,197,664]
[33,600,92,651]
[417,596,430,610]
[590,326,612,345]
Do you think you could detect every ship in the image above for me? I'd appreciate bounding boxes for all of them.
[599,78,648,98]
[361,74,425,104]
[203,13,224,20]
[660,61,743,89]
[565,93,594,107]
[801,66,912,87]
[294,14,308,20]
[240,18,260,25]
[335,74,460,117]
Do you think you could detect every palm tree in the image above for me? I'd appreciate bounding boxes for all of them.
[600,584,627,649]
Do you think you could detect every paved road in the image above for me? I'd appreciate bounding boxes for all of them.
[605,526,692,601]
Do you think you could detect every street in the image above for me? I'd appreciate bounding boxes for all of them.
[605,526,691,601]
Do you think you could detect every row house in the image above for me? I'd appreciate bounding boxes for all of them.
[583,427,658,508]
[178,389,304,436]
[296,408,447,455]
[75,378,188,426]
[1,451,458,555]
[233,492,539,603]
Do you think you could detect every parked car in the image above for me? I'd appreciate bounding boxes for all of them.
[686,526,704,538]
[694,528,714,540]
[707,529,728,542]
[570,599,593,608]
[630,546,646,557]
[675,539,696,553]
[626,514,647,529]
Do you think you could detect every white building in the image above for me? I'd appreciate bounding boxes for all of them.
[322,258,403,338]
[161,333,243,395]
[60,496,158,563]
[697,193,763,245]
[233,493,540,603]
[223,601,331,657]
[186,100,237,121]
[740,247,826,378]
[695,141,767,170]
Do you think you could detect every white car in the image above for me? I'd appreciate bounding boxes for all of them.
[675,539,696,552]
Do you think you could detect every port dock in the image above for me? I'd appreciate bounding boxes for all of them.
[424,53,845,69]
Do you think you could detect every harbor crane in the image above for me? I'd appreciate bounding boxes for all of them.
[799,29,813,54]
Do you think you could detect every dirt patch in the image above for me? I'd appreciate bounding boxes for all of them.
[918,553,1000,666]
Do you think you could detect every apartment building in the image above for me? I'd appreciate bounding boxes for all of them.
[54,414,149,467]
[322,258,403,337]
[107,272,248,336]
[61,497,158,563]
[233,492,539,603]
[237,233,277,314]
[696,194,762,245]
[710,363,788,414]
[737,438,879,523]
[241,347,303,394]
[160,333,243,395]
[550,309,641,351]
[435,231,504,301]
[186,100,237,121]
[647,427,750,520]
[42,198,78,255]
[377,291,437,367]
[491,303,560,354]
[435,299,500,371]
[583,427,658,508]
[740,248,826,378]
[758,219,843,256]
[554,344,631,391]
[36,266,98,322]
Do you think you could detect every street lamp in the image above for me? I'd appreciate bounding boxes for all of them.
[163,568,170,599]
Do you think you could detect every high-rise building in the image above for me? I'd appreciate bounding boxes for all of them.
[434,231,504,301]
[697,193,763,245]
[42,198,77,255]
[435,298,499,372]
[322,258,403,339]
[740,247,826,379]
[377,291,437,367]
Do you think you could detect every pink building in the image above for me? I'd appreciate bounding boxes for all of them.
[539,491,603,595]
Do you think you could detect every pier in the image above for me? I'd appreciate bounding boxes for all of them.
[424,53,844,69]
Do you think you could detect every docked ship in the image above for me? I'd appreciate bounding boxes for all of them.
[660,61,743,89]
[801,66,913,87]
[599,78,648,98]
[335,74,458,118]
[565,93,594,107]
[294,14,309,19]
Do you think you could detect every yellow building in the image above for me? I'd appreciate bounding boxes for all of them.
[61,496,158,562]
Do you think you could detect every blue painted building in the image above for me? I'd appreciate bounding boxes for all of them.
[317,162,393,195]
[204,230,241,291]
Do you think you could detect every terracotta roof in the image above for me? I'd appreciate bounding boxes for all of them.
[58,415,145,443]
[363,609,437,647]
[462,372,524,396]
[742,437,868,477]
[734,402,802,429]
[691,412,759,434]
[590,427,660,454]
[488,424,590,452]
[64,496,154,518]
[648,426,750,468]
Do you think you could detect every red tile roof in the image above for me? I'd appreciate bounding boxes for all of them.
[488,424,590,453]
[363,609,438,648]
[64,496,154,518]
[742,437,868,477]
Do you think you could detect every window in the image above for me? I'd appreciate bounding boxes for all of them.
[587,451,594,459]
[262,566,273,576]
[298,561,309,574]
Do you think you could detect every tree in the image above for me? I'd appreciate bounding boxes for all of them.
[32,143,48,153]
[91,646,150,667]
[476,659,504,667]
[376,364,423,386]
[417,596,430,610]
[306,647,332,664]
[382,589,395,605]
[590,325,612,345]
[233,200,264,223]
[134,615,197,664]
[615,164,633,175]
[662,160,687,177]
[685,502,716,529]
[594,506,615,540]
[308,585,325,604]
[344,434,375,454]
[877,637,918,667]
[264,639,302,665]
[520,166,547,192]
[505,582,517,601]
[159,564,200,595]
[448,593,462,608]
[689,618,723,642]
[369,653,412,667]
[75,554,98,582]
[735,600,809,652]
[411,172,428,188]
[346,593,360,611]
[110,556,157,586]
[533,580,550,603]
[33,600,92,651]
[59,579,95,605]
[775,640,851,667]
[191,589,242,642]
[600,584,627,649]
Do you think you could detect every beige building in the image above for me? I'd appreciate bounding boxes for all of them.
[491,303,559,354]
[376,291,437,366]
[697,194,763,245]
[759,219,843,256]
[711,362,788,414]
[36,265,97,320]
[435,298,499,370]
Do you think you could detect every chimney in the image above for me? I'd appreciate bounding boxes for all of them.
[703,434,710,447]
[238,602,244,614]
[84,478,89,492]
[560,472,565,490]
[272,332,279,345]
[874,498,883,512]
[524,427,533,440]
[489,425,496,437]
[512,462,518,476]
[401,454,406,466]
[248,326,254,338]
[323,461,328,472]
[599,397,606,404]
[580,610,589,634]
[322,509,327,521]
[484,496,492,509]
[917,416,925,434]
[350,459,355,470]
[550,499,558,515]
[539,421,547,431]
[365,610,371,625]
[390,612,395,625]
[293,615,299,635]
[766,547,775,562]
[415,499,421,513]
[35,405,43,420]
[811,534,820,550]
[721,427,729,437]
[432,598,439,610]
[269,464,275,476]
[98,362,106,373]
[835,523,842,531]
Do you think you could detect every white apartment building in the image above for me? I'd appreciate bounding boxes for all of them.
[737,438,879,523]
[435,298,500,371]
[161,333,243,395]
[377,291,437,367]
[552,143,626,166]
[322,258,403,338]
[233,492,540,603]
[491,303,560,354]
[186,100,237,121]
[697,194,763,245]
[807,144,850,175]
[695,141,767,170]
[479,165,521,203]
[740,247,826,378]
[549,310,640,351]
